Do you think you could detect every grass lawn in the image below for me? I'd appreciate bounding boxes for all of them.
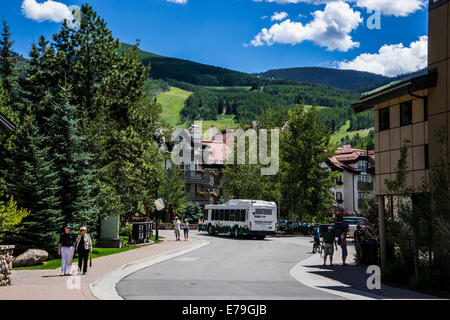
[14,236,165,270]
[330,120,373,145]
[157,86,192,127]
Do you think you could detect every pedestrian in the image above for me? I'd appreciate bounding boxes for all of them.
[173,216,181,241]
[312,223,321,253]
[76,226,93,275]
[57,224,76,276]
[183,219,190,241]
[339,225,349,266]
[321,226,338,266]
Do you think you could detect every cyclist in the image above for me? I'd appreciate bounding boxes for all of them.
[312,223,321,253]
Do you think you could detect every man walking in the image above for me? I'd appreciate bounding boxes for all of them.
[173,216,181,241]
[322,226,338,266]
[57,224,76,276]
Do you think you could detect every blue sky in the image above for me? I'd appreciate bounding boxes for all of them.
[1,0,429,76]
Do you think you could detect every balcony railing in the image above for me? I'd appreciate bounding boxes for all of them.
[182,171,218,186]
[358,181,374,191]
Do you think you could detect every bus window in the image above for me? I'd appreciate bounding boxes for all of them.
[240,210,246,222]
[229,209,235,222]
[225,209,230,221]
[219,209,224,221]
[213,209,218,221]
[203,209,209,221]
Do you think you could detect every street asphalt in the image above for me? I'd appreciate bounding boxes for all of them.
[116,232,346,300]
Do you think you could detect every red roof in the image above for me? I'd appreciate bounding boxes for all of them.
[328,145,374,173]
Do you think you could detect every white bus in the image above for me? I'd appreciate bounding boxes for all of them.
[199,200,277,240]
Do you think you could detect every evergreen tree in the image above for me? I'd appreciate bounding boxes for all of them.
[46,90,99,234]
[0,21,17,93]
[5,116,63,252]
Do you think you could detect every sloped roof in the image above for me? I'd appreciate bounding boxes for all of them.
[328,145,375,174]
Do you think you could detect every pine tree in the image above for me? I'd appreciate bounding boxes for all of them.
[46,91,99,235]
[5,116,63,252]
[0,21,17,93]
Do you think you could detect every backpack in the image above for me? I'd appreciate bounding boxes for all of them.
[337,234,343,246]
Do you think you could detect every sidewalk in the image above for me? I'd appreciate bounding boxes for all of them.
[0,230,200,300]
[289,236,438,300]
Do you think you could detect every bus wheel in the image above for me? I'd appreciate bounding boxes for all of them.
[208,225,213,236]
[234,226,239,239]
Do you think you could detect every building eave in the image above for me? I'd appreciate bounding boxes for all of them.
[0,112,16,133]
[352,70,438,113]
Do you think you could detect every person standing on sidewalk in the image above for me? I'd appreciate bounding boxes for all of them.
[322,226,338,267]
[57,224,76,276]
[339,226,349,266]
[183,219,190,241]
[173,217,181,241]
[76,227,93,275]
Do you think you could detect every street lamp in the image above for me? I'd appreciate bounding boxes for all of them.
[154,177,160,241]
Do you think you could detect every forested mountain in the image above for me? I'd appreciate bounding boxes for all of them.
[120,43,262,87]
[256,67,428,93]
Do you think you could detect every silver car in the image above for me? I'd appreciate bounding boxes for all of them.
[342,217,368,238]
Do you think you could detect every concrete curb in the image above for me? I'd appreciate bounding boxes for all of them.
[89,239,210,300]
[289,254,385,300]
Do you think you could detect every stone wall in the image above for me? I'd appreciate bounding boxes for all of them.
[0,245,14,286]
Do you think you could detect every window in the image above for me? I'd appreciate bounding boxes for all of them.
[358,192,368,200]
[229,209,235,222]
[225,209,230,221]
[336,192,343,201]
[203,209,209,221]
[219,209,224,221]
[240,210,246,222]
[424,96,428,121]
[425,144,429,170]
[212,210,217,221]
[379,108,390,131]
[357,161,367,172]
[400,101,412,126]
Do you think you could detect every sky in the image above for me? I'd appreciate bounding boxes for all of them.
[1,0,429,76]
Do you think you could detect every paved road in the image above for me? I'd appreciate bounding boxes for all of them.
[117,232,345,300]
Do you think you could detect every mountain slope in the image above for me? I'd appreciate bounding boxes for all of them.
[120,43,261,87]
[257,67,428,94]
[256,67,390,93]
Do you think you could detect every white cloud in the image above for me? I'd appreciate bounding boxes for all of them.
[21,0,73,23]
[252,0,427,17]
[261,15,269,19]
[250,1,363,52]
[338,35,428,76]
[167,0,188,3]
[271,11,289,21]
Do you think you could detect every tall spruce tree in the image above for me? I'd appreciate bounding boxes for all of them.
[0,21,17,93]
[46,90,99,235]
[5,116,63,252]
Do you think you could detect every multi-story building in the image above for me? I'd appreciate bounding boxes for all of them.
[352,0,449,267]
[325,145,376,215]
[166,125,234,207]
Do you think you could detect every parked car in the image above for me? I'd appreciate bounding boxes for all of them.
[341,217,368,237]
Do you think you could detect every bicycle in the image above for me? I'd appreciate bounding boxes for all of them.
[312,238,322,254]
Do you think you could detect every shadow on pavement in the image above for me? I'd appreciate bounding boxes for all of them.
[303,264,436,299]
